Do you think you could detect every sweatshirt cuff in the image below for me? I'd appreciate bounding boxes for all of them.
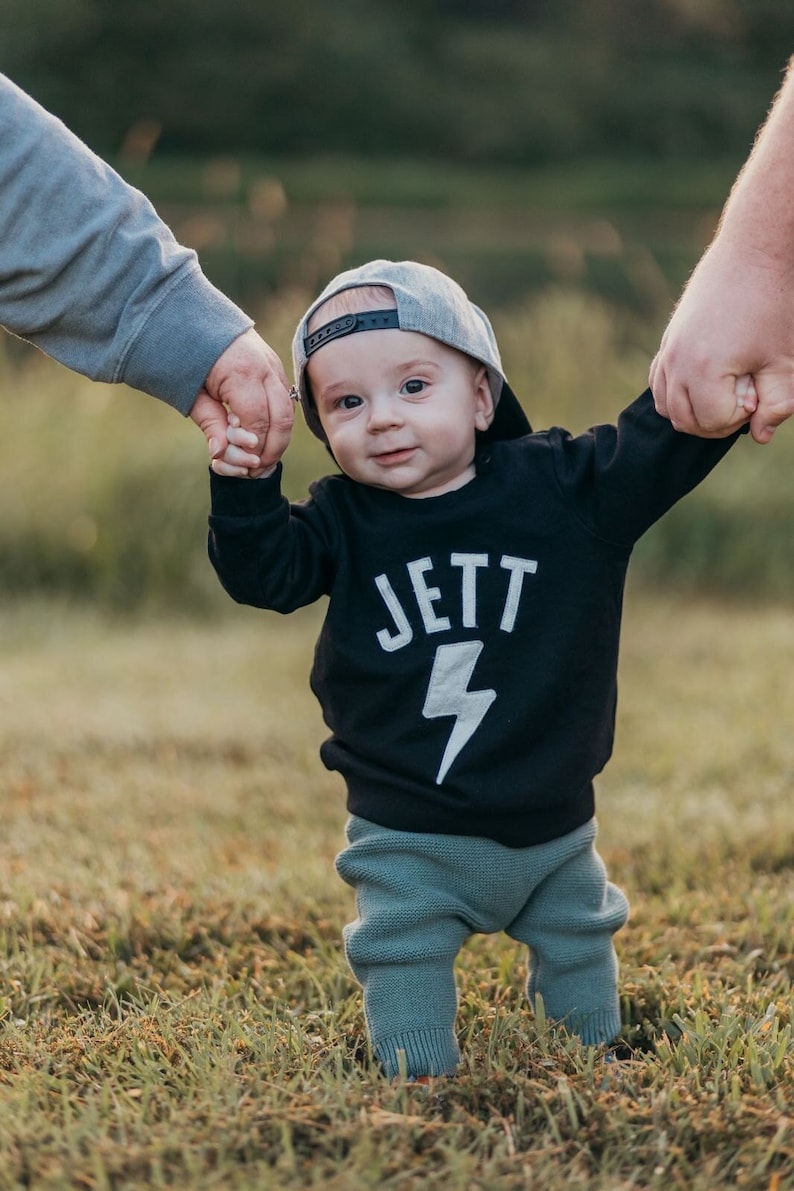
[209,464,283,515]
[121,265,253,415]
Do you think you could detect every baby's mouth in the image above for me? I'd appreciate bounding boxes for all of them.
[373,446,416,465]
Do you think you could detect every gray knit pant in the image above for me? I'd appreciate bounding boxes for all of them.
[335,815,629,1079]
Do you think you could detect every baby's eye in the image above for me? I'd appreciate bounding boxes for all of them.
[401,379,426,396]
[338,394,362,410]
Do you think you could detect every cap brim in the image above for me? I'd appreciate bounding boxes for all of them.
[481,381,532,441]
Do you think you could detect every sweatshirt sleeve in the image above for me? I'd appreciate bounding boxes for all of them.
[549,388,745,546]
[208,468,339,612]
[0,73,252,414]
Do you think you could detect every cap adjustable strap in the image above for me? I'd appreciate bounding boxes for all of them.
[304,308,400,357]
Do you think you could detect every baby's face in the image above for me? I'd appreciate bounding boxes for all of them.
[307,328,493,498]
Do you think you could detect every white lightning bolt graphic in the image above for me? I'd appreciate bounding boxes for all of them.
[422,641,496,785]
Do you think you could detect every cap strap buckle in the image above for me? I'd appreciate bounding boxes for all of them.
[304,308,400,357]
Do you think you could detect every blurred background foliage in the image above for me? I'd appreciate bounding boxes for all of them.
[1,0,792,164]
[3,0,792,313]
[0,0,792,611]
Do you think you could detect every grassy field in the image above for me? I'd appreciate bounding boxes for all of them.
[0,594,791,1189]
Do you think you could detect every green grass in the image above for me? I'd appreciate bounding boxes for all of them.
[0,597,791,1188]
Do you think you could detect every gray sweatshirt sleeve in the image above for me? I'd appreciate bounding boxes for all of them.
[0,74,253,414]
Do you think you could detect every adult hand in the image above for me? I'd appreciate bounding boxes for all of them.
[650,238,794,444]
[189,327,294,468]
[651,55,794,446]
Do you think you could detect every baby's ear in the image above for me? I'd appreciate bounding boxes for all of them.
[473,367,495,431]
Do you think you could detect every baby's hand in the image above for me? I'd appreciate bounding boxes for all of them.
[211,413,279,479]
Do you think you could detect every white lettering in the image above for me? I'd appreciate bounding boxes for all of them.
[407,557,451,635]
[450,552,489,628]
[499,555,538,632]
[374,573,413,652]
[375,552,539,649]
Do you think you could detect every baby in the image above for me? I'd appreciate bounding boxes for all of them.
[208,259,744,1079]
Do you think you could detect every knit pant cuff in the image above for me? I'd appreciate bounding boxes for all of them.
[563,1005,622,1047]
[373,1028,460,1079]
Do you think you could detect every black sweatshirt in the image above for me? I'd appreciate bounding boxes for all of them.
[209,389,741,847]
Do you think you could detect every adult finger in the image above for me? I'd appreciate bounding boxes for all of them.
[648,351,669,416]
[204,329,294,469]
[747,371,794,443]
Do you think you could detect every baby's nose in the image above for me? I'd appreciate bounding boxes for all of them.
[368,395,403,428]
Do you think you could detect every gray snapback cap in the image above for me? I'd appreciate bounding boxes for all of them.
[291,259,531,443]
